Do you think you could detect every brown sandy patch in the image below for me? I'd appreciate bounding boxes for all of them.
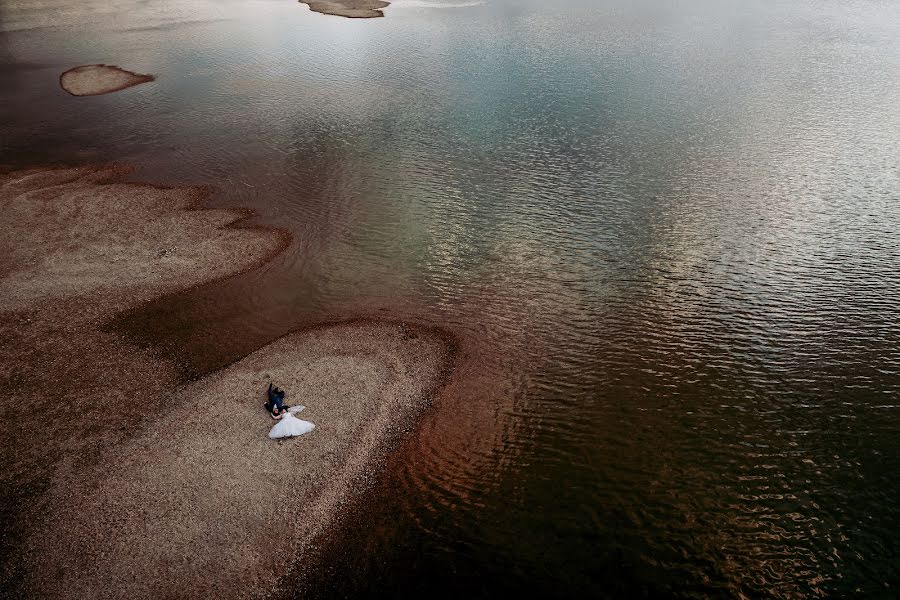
[30,321,450,600]
[0,166,285,312]
[0,165,285,595]
[0,166,453,599]
[299,0,390,18]
[59,64,154,96]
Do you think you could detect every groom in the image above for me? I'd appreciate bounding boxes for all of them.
[265,382,287,418]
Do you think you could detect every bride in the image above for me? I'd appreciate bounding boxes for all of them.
[268,405,315,439]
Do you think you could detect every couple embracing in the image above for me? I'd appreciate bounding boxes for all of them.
[265,382,315,439]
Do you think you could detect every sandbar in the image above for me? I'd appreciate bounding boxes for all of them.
[0,166,453,599]
[299,0,390,18]
[59,64,154,96]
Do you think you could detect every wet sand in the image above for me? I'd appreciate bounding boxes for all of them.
[299,0,390,18]
[59,65,154,96]
[0,166,453,598]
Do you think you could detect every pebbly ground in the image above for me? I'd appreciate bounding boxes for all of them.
[0,166,453,599]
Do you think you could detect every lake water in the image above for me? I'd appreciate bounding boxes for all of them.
[2,0,900,597]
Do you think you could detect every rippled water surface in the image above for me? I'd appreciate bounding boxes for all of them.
[3,0,900,597]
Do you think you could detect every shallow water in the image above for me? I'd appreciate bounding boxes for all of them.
[3,0,900,597]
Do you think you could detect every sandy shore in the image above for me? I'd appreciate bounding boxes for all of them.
[0,167,453,599]
[299,0,390,18]
[59,65,154,96]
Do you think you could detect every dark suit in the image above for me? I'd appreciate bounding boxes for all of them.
[266,383,286,414]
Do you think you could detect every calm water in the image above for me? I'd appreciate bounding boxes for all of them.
[3,0,900,597]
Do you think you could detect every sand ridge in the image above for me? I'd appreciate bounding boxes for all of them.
[0,166,288,313]
[0,166,454,599]
[59,64,155,96]
[29,321,452,600]
[299,0,390,18]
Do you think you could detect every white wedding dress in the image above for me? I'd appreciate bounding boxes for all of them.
[268,405,315,439]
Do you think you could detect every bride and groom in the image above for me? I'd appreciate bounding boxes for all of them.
[265,382,315,439]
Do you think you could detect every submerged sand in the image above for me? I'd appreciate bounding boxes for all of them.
[299,0,390,18]
[59,64,154,96]
[0,167,452,599]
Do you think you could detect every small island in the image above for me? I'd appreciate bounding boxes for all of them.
[59,64,154,96]
[300,0,390,18]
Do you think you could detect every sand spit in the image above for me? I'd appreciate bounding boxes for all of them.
[31,322,451,600]
[0,165,284,312]
[300,0,390,18]
[59,64,154,96]
[0,166,453,599]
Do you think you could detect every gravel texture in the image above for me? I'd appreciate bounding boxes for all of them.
[0,166,453,599]
[59,65,154,96]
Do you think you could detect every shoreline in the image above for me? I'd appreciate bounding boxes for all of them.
[0,166,455,599]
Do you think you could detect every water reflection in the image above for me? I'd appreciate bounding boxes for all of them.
[3,0,900,597]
